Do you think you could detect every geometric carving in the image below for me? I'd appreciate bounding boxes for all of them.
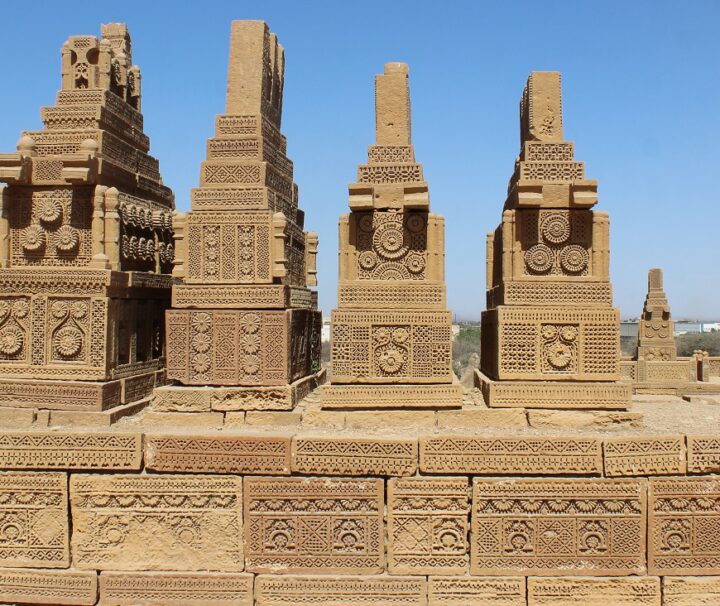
[527,577,661,605]
[292,436,417,476]
[70,474,243,571]
[0,431,142,470]
[603,437,686,477]
[255,575,426,606]
[99,571,254,606]
[244,477,384,573]
[0,472,69,568]
[648,476,720,575]
[428,576,525,606]
[663,576,720,606]
[388,477,469,574]
[321,383,462,409]
[419,436,602,475]
[145,434,291,475]
[471,477,646,575]
[687,435,720,473]
[0,568,97,606]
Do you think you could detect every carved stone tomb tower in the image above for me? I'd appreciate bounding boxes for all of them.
[477,72,632,409]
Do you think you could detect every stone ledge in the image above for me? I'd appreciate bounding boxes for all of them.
[0,568,97,606]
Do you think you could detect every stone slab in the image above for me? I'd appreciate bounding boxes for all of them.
[603,436,686,476]
[648,476,720,575]
[471,477,646,575]
[322,383,463,409]
[0,431,142,470]
[244,476,384,574]
[145,434,291,475]
[427,576,525,606]
[388,476,469,574]
[255,575,427,606]
[663,576,720,605]
[0,567,97,605]
[0,471,69,568]
[246,411,302,427]
[292,436,417,476]
[99,571,253,606]
[527,409,644,430]
[70,474,243,571]
[687,435,720,473]
[420,436,602,475]
[142,411,225,428]
[527,576,660,605]
[0,406,36,428]
[49,398,150,427]
[436,408,528,429]
[344,410,436,431]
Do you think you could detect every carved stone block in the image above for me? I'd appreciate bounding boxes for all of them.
[338,281,445,309]
[420,435,602,475]
[527,576,660,605]
[145,433,291,475]
[648,476,720,574]
[331,310,452,383]
[388,477,469,574]
[0,471,69,568]
[663,576,720,606]
[70,474,243,571]
[322,383,462,409]
[255,575,427,606]
[166,309,320,386]
[687,435,720,473]
[99,571,254,606]
[292,436,417,476]
[173,284,313,309]
[603,436,686,476]
[0,568,97,605]
[427,576,525,606]
[0,377,122,411]
[471,477,646,575]
[244,476,384,573]
[0,431,142,470]
[481,307,620,381]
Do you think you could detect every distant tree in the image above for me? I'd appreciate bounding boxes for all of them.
[453,327,482,377]
[676,332,720,356]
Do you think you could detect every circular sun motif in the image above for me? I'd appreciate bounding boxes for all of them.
[240,313,261,334]
[55,225,79,252]
[191,332,211,353]
[21,224,45,252]
[0,326,23,356]
[191,353,211,374]
[524,244,554,273]
[392,327,410,343]
[54,326,82,358]
[70,301,87,320]
[540,213,571,244]
[0,301,10,318]
[560,325,579,342]
[242,355,261,375]
[406,213,426,233]
[36,198,63,224]
[51,301,70,319]
[358,251,378,270]
[559,245,589,273]
[542,325,558,340]
[406,252,426,274]
[241,334,261,355]
[191,313,212,333]
[374,327,392,345]
[358,214,374,233]
[11,299,29,319]
[378,348,405,374]
[547,342,572,369]
[373,223,408,259]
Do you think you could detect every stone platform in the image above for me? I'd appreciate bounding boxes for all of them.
[0,389,719,604]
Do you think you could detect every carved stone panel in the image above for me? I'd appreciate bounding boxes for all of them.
[527,577,660,605]
[70,474,243,571]
[428,576,525,606]
[244,476,384,573]
[388,477,469,574]
[331,310,452,383]
[603,437,686,477]
[0,472,69,568]
[0,568,97,606]
[167,309,319,386]
[471,477,646,575]
[648,476,720,574]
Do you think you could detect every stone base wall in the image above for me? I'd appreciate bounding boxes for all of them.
[0,426,719,604]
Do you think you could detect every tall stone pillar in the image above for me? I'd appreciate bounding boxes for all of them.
[322,63,462,409]
[477,72,632,409]
[154,21,323,413]
[0,24,174,417]
[636,268,677,361]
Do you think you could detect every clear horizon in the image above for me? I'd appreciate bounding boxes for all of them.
[1,0,718,320]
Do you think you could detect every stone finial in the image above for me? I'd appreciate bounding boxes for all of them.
[101,22,132,62]
[520,71,563,144]
[225,20,284,125]
[375,63,411,145]
[648,267,663,290]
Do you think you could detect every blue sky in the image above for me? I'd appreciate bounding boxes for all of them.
[1,1,718,320]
